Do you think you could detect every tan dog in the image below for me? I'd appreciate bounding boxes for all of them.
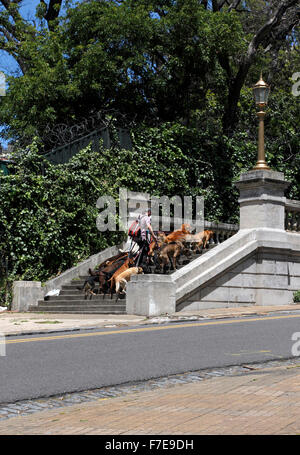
[159,240,191,271]
[109,257,135,297]
[115,266,144,300]
[189,230,214,252]
[165,224,191,243]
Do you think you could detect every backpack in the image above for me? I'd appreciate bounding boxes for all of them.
[128,218,141,239]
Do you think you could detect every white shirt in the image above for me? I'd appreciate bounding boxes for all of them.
[139,215,151,240]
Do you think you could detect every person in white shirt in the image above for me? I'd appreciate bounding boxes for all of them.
[136,208,157,266]
[120,208,157,256]
[139,209,156,242]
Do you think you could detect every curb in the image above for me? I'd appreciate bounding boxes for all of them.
[145,308,300,324]
[3,307,300,337]
[4,326,96,337]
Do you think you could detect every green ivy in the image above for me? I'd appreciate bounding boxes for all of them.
[294,291,300,303]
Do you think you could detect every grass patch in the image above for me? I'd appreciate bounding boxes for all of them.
[34,320,62,324]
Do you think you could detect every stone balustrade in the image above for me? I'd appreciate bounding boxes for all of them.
[204,221,239,247]
[285,199,300,232]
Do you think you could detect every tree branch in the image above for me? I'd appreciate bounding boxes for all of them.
[246,0,299,65]
[200,0,209,9]
[0,0,23,23]
[40,0,63,30]
[211,0,220,12]
[222,0,299,133]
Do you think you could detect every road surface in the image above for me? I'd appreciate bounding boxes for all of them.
[1,313,300,404]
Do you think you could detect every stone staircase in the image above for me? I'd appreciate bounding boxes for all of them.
[28,251,203,314]
[28,274,127,314]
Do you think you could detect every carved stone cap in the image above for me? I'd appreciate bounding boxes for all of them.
[235,169,291,192]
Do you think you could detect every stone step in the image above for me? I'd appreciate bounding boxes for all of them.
[62,284,110,290]
[30,302,126,311]
[29,306,126,314]
[59,289,126,296]
[62,283,88,289]
[33,305,126,311]
[59,289,90,296]
[38,298,125,305]
[45,294,126,301]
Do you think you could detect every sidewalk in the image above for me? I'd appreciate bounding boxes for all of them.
[0,304,299,336]
[0,360,299,435]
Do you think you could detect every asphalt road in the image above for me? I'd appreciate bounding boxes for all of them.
[1,313,300,404]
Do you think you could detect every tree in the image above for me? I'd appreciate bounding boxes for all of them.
[0,1,66,74]
[0,0,244,141]
[0,0,298,142]
[210,0,300,132]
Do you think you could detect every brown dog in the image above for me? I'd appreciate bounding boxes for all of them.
[165,224,191,243]
[115,266,144,300]
[148,232,168,257]
[89,252,128,276]
[95,256,129,298]
[159,240,191,272]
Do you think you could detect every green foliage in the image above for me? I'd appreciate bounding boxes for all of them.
[0,0,245,140]
[96,122,238,223]
[293,291,300,303]
[0,29,80,142]
[0,140,125,305]
[0,0,298,142]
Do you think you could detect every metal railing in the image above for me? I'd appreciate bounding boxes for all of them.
[43,128,110,165]
[285,199,300,232]
[43,126,132,165]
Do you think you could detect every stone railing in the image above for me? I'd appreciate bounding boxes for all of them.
[204,221,239,247]
[285,199,300,232]
[150,216,239,247]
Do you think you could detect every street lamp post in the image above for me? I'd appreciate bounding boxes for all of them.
[252,74,271,171]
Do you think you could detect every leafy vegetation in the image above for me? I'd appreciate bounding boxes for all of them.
[293,291,300,303]
[0,1,299,140]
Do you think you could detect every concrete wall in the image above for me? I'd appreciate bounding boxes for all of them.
[126,228,300,315]
[175,228,300,310]
[177,246,300,311]
[236,170,290,230]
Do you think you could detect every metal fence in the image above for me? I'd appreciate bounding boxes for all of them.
[43,127,132,165]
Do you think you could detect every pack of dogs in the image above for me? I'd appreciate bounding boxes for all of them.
[77,225,214,301]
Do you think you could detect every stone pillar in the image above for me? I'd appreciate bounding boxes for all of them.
[235,170,290,230]
[12,281,44,312]
[126,274,176,316]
